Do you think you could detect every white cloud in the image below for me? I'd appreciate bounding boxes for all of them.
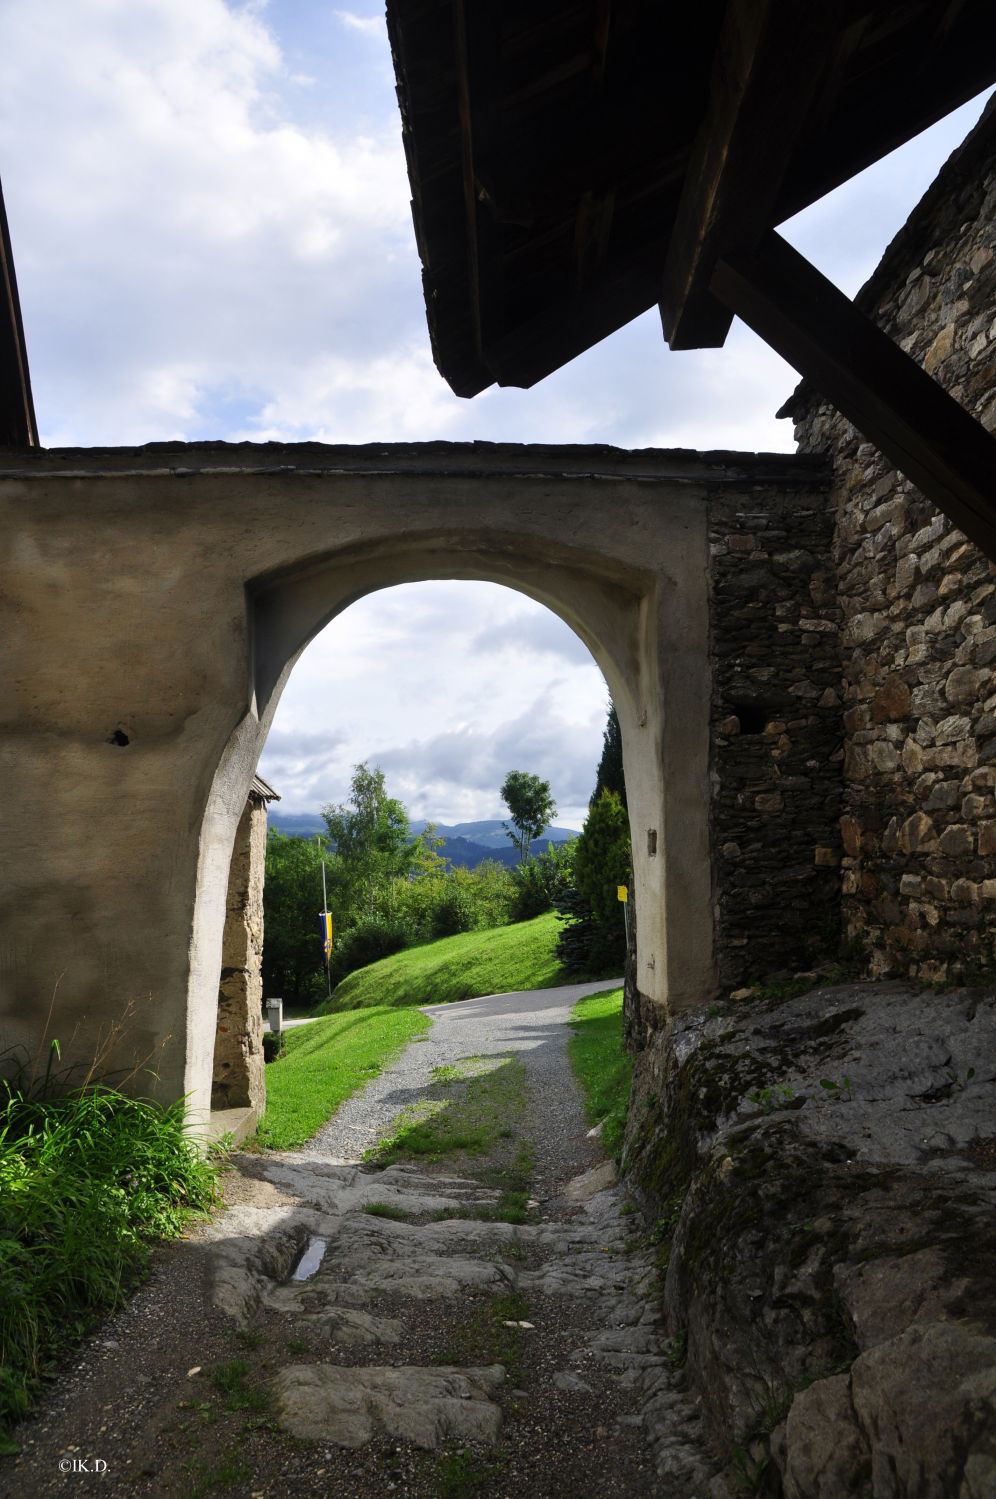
[0,0,412,444]
[335,10,386,38]
[257,581,608,822]
[243,346,465,444]
[2,5,989,822]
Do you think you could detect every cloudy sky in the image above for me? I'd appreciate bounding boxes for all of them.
[1,2,990,825]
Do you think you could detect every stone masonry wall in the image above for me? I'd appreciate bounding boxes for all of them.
[705,480,843,990]
[212,794,267,1113]
[785,102,996,982]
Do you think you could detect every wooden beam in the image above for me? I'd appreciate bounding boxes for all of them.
[0,176,38,448]
[774,10,996,222]
[711,230,996,560]
[660,0,842,352]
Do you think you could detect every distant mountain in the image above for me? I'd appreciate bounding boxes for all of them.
[409,819,578,847]
[268,811,326,838]
[431,836,519,870]
[269,811,579,868]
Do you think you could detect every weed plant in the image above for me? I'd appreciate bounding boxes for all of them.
[568,987,632,1155]
[0,1044,216,1447]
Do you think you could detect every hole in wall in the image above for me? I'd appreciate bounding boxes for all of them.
[729,703,767,735]
[107,728,130,746]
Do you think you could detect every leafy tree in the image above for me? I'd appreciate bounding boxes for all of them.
[590,704,626,809]
[262,832,341,1002]
[322,763,414,917]
[500,770,557,863]
[556,789,631,973]
[511,839,575,921]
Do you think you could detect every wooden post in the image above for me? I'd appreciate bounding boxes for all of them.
[711,229,996,561]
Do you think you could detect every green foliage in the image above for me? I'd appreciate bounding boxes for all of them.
[433,1289,532,1386]
[510,839,575,920]
[557,789,631,973]
[747,1082,797,1114]
[331,917,409,981]
[361,1202,412,1221]
[434,1447,504,1499]
[500,769,557,862]
[253,1006,431,1150]
[207,1358,268,1414]
[0,1070,216,1442]
[262,1033,284,1064]
[390,859,516,943]
[568,986,632,1157]
[261,830,337,1003]
[322,762,414,914]
[321,912,568,1011]
[591,703,626,809]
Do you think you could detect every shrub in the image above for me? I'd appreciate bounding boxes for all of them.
[511,841,574,921]
[331,917,409,983]
[389,862,516,944]
[555,793,630,974]
[555,884,601,973]
[0,1062,216,1444]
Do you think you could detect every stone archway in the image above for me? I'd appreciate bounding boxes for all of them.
[189,517,714,1125]
[0,442,835,1126]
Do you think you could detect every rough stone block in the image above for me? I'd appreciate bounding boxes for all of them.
[938,825,974,857]
[944,665,984,706]
[898,813,937,854]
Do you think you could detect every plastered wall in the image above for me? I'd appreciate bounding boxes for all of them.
[3,443,770,1117]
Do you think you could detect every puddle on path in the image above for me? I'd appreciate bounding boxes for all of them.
[290,1235,328,1282]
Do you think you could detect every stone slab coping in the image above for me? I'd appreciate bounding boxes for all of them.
[201,1106,259,1150]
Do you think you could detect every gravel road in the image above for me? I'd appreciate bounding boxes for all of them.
[303,979,622,1182]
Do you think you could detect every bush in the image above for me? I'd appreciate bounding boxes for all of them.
[389,862,516,944]
[331,918,410,984]
[555,792,630,974]
[511,842,574,921]
[0,1063,216,1444]
[555,884,602,973]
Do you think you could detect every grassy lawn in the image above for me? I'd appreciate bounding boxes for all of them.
[254,1006,431,1150]
[366,1052,535,1223]
[322,912,578,1012]
[568,986,632,1156]
[368,1052,527,1163]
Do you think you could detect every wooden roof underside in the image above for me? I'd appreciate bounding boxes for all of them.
[389,0,996,559]
[389,0,996,396]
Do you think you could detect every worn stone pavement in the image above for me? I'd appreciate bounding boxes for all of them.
[2,984,720,1498]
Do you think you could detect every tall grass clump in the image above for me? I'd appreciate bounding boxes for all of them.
[0,1046,216,1448]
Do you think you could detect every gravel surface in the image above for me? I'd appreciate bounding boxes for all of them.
[303,979,621,1172]
[1,978,721,1499]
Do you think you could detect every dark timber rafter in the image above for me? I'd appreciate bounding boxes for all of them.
[712,232,996,561]
[654,0,996,553]
[660,0,845,351]
[0,177,37,449]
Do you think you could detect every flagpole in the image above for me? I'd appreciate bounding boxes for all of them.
[319,836,332,1001]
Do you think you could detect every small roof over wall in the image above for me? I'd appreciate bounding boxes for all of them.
[249,774,280,805]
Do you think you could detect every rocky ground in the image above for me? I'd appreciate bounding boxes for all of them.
[1,982,719,1499]
[625,979,996,1498]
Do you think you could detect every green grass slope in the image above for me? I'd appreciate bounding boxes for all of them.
[321,912,570,1012]
[255,1006,431,1150]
